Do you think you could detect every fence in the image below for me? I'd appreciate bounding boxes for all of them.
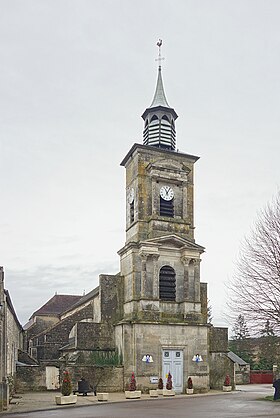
[250,370,273,384]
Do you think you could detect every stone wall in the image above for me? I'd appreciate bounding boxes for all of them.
[99,274,124,323]
[6,307,22,376]
[15,365,46,392]
[209,353,234,389]
[208,326,232,389]
[209,326,228,353]
[31,304,94,362]
[0,382,9,411]
[25,316,59,349]
[76,322,115,350]
[235,364,250,384]
[64,365,124,392]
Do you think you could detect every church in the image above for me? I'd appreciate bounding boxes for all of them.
[23,44,231,394]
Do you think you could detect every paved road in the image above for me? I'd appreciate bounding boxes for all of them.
[4,385,279,418]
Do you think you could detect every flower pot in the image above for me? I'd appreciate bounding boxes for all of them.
[125,390,141,399]
[97,392,109,401]
[186,388,194,394]
[163,389,175,396]
[55,394,77,405]
[149,390,158,397]
[223,386,232,392]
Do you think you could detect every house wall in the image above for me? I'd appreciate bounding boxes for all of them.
[6,307,22,376]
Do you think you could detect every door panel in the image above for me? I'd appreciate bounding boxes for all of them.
[162,350,183,393]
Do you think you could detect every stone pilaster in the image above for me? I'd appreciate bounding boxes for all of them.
[193,259,201,302]
[140,254,148,298]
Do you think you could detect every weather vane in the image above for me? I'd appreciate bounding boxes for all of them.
[156,39,165,68]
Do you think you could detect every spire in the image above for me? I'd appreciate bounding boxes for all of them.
[141,39,178,151]
[150,66,170,108]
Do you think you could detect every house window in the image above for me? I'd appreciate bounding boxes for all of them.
[159,265,176,301]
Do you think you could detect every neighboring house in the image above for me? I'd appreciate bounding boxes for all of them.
[0,267,23,411]
[25,60,232,393]
[227,351,250,384]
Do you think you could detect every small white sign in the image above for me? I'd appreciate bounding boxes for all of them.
[150,376,159,384]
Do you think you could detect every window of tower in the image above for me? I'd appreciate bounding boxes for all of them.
[160,197,174,218]
[159,265,176,301]
[150,115,159,124]
[162,115,170,123]
[130,202,134,223]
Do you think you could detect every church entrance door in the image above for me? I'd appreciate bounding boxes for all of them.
[162,349,183,393]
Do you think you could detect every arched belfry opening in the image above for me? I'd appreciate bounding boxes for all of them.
[159,265,176,301]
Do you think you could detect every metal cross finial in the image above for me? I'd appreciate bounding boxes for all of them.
[156,39,165,68]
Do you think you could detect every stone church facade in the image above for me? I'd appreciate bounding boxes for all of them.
[24,49,231,393]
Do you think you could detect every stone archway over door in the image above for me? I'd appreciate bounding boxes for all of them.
[162,350,183,393]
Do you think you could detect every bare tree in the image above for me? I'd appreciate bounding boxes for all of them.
[228,192,280,333]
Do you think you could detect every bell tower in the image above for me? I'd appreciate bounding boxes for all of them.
[118,41,205,322]
[115,41,220,395]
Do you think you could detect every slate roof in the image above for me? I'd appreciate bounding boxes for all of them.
[31,294,83,318]
[150,66,170,108]
[60,286,99,316]
[227,351,248,366]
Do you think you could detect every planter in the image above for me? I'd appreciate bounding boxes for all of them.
[125,390,141,399]
[163,389,175,396]
[157,389,163,395]
[149,390,158,397]
[97,393,109,401]
[186,388,194,395]
[55,394,77,405]
[223,386,232,392]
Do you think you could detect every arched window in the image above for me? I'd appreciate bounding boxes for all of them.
[161,115,170,123]
[151,115,159,122]
[159,266,176,301]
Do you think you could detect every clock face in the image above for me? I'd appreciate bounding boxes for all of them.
[127,187,135,204]
[160,185,174,201]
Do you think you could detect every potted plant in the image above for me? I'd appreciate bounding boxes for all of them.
[223,374,232,392]
[157,377,164,395]
[186,377,194,394]
[55,370,77,405]
[125,372,141,399]
[163,372,175,396]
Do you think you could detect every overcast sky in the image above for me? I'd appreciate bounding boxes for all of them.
[1,1,280,328]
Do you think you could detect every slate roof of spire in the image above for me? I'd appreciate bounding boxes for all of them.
[149,66,170,108]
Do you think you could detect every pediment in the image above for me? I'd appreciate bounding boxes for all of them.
[144,234,205,253]
[147,158,191,175]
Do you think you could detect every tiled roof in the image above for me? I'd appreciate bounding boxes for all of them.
[31,294,82,318]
